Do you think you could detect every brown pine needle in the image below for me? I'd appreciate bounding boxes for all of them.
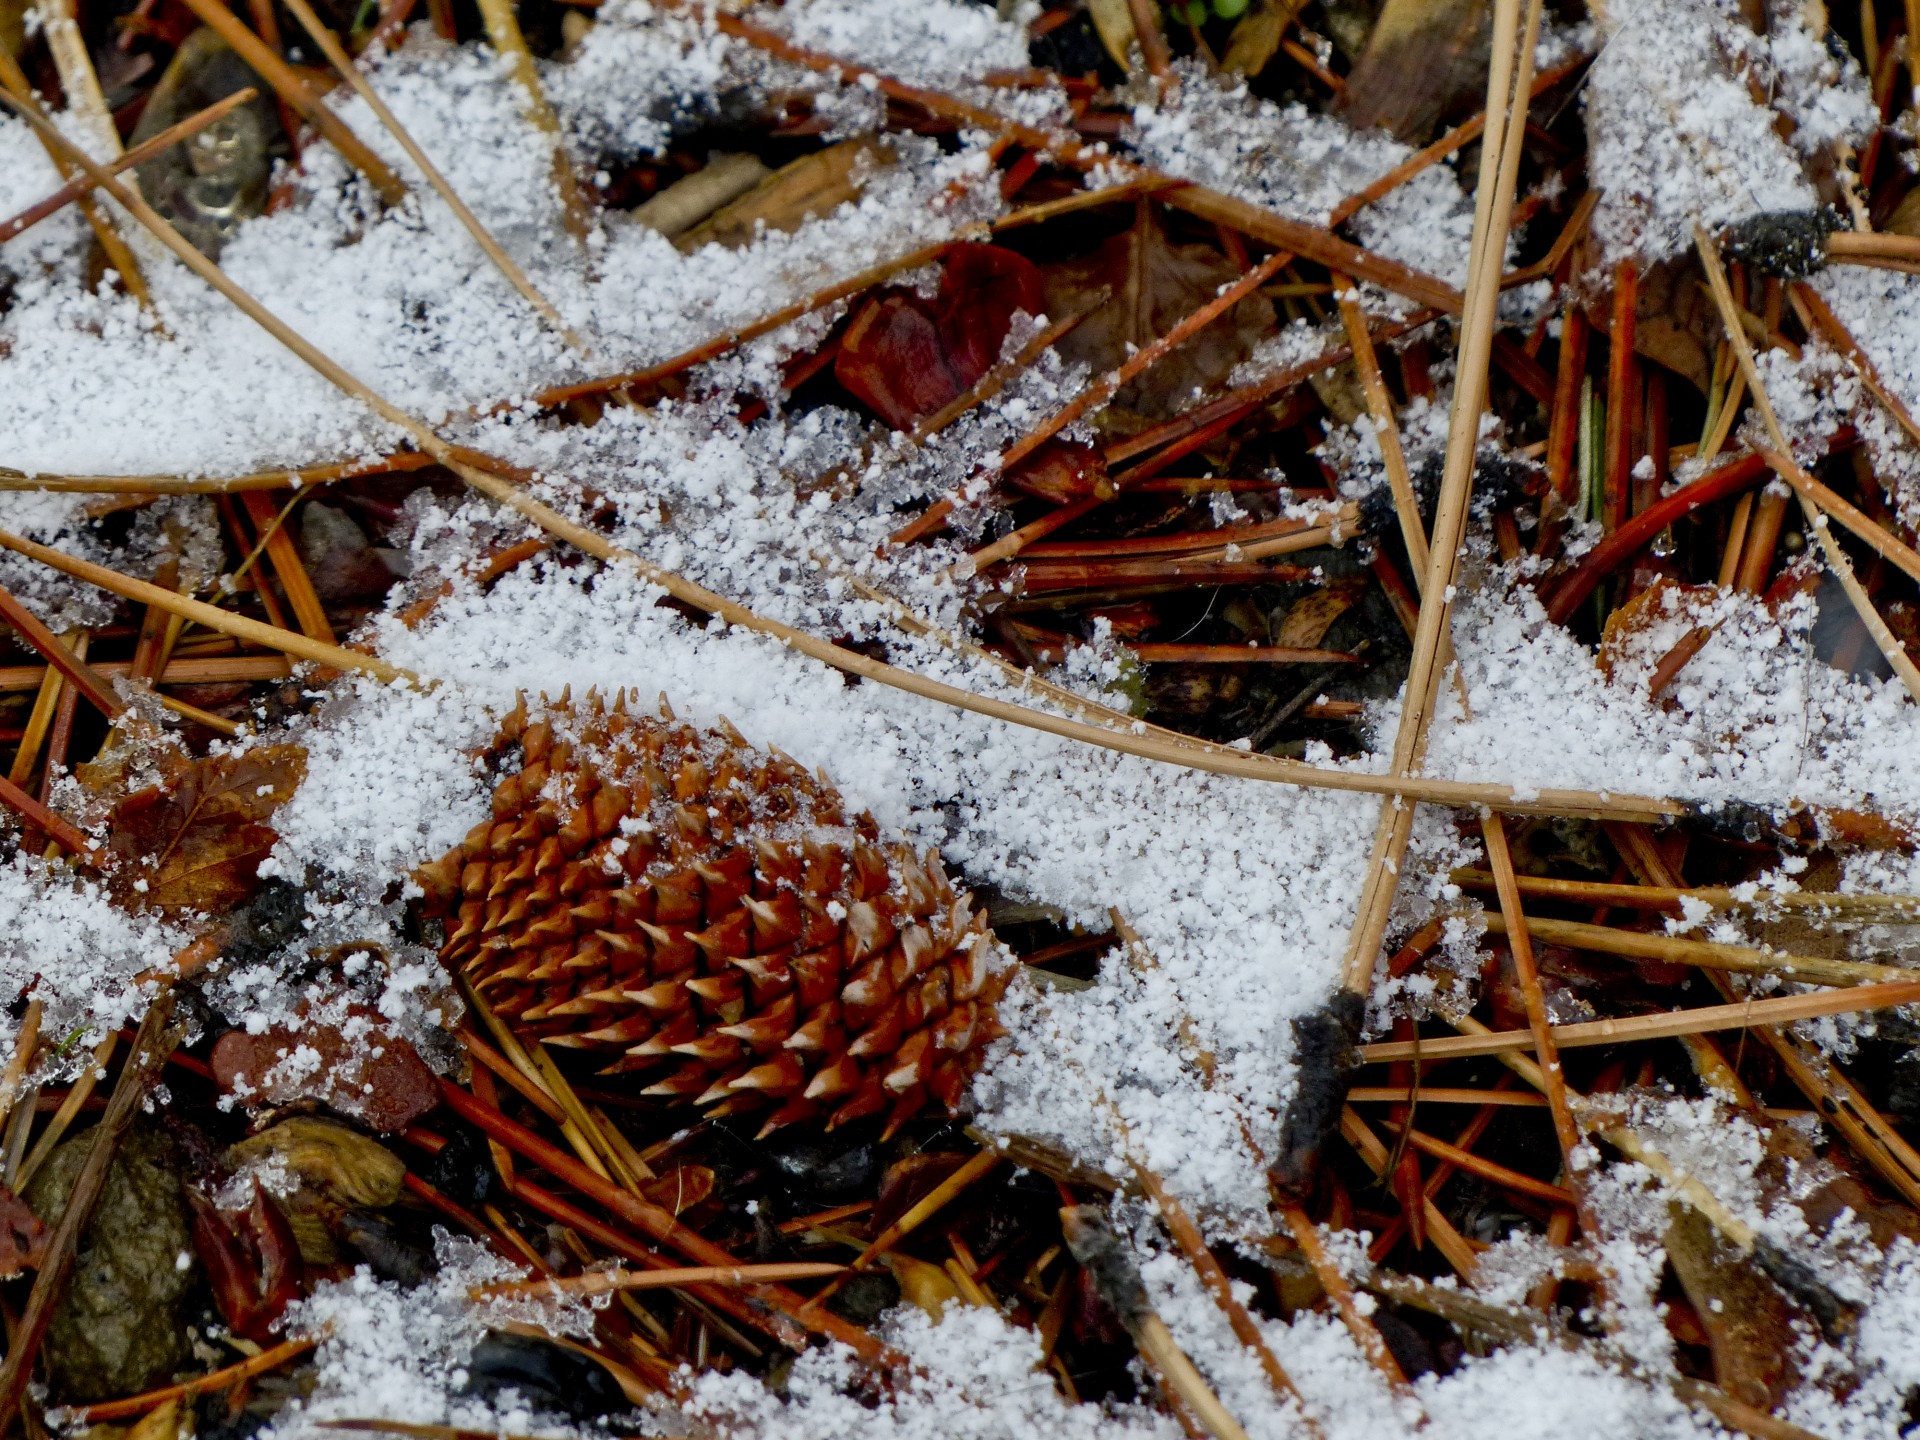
[473,1261,845,1299]
[1482,815,1588,1228]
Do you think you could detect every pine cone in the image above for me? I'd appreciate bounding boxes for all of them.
[414,691,1009,1137]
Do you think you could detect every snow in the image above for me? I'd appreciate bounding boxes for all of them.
[0,0,1915,1434]
[1583,0,1873,269]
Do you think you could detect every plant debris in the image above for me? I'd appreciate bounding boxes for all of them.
[0,0,1918,1435]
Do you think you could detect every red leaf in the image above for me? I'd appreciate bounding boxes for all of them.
[211,1002,440,1133]
[0,1185,47,1279]
[105,745,307,915]
[1003,439,1109,505]
[835,243,1044,430]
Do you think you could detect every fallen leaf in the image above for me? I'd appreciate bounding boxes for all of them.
[1274,578,1367,648]
[210,1001,439,1132]
[836,243,1045,430]
[1042,209,1274,425]
[106,744,306,915]
[0,1184,47,1278]
[1005,440,1111,505]
[1338,0,1490,143]
[1223,0,1305,77]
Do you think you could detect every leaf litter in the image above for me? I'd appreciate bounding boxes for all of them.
[1,0,1919,1435]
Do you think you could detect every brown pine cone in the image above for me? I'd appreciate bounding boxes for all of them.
[414,690,1010,1137]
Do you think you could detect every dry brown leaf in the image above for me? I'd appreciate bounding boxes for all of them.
[1222,0,1303,77]
[1085,0,1140,73]
[677,138,892,252]
[1338,0,1490,142]
[105,744,306,915]
[1042,209,1275,425]
[0,1185,48,1279]
[1274,579,1367,649]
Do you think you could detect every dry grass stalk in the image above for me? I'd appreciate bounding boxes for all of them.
[1693,224,1920,703]
[1359,975,1920,1062]
[1339,0,1544,994]
[1481,911,1913,987]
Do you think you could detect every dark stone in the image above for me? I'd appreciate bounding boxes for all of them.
[460,1332,630,1422]
[24,1126,197,1401]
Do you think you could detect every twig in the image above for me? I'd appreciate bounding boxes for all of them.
[474,1262,845,1299]
[0,994,180,1423]
[1447,868,1920,917]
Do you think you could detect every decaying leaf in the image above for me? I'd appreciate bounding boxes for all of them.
[1042,209,1275,426]
[105,744,306,915]
[0,1184,48,1278]
[677,138,892,252]
[836,243,1046,431]
[1084,0,1141,73]
[210,1000,440,1133]
[1223,0,1306,78]
[1274,579,1368,649]
[1338,0,1491,142]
